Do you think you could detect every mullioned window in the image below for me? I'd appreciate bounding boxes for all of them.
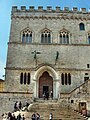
[21,28,32,43]
[20,72,30,85]
[61,73,71,85]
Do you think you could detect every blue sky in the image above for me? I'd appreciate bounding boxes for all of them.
[0,0,90,79]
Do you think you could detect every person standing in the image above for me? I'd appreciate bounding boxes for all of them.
[19,101,22,110]
[31,113,36,120]
[43,91,46,100]
[22,114,25,120]
[17,113,21,120]
[50,91,53,100]
[49,113,53,120]
[46,91,49,100]
[36,113,40,120]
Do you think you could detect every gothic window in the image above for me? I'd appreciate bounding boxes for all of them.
[27,73,30,84]
[88,33,90,44]
[68,73,71,85]
[61,73,64,85]
[20,73,23,84]
[65,73,67,85]
[41,29,51,43]
[24,73,27,84]
[79,23,85,30]
[20,72,31,85]
[22,28,32,43]
[59,30,69,44]
[61,73,71,85]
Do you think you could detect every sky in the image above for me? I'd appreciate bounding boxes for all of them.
[0,0,90,79]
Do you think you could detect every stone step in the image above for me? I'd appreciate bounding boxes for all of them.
[14,102,88,120]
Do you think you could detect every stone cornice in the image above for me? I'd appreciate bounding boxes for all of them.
[0,91,33,94]
[8,42,90,46]
[11,15,90,21]
[5,67,90,72]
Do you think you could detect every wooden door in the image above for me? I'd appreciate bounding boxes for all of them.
[39,71,53,98]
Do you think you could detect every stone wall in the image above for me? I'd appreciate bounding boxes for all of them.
[5,42,90,92]
[0,92,33,116]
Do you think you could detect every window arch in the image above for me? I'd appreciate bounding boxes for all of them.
[41,29,51,43]
[20,73,23,84]
[88,33,90,44]
[61,73,71,85]
[65,73,67,85]
[20,72,31,85]
[21,28,32,43]
[68,73,71,85]
[27,73,30,84]
[59,29,69,44]
[61,73,64,85]
[79,23,85,30]
[24,73,27,84]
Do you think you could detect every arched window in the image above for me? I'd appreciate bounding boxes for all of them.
[20,73,23,84]
[24,73,26,84]
[27,73,30,84]
[22,28,32,43]
[88,33,90,44]
[41,29,51,43]
[65,73,67,85]
[61,73,71,85]
[59,30,69,44]
[68,73,71,85]
[61,73,64,85]
[22,34,25,43]
[20,72,31,85]
[79,23,85,30]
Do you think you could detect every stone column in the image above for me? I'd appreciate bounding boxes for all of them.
[53,79,60,99]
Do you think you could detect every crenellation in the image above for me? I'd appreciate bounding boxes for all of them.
[29,6,34,11]
[47,6,52,11]
[56,6,60,11]
[11,6,90,14]
[64,7,69,11]
[72,7,78,12]
[12,6,18,12]
[21,6,26,11]
[80,8,86,13]
[38,6,43,11]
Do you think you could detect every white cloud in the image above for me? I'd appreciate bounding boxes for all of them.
[0,60,5,79]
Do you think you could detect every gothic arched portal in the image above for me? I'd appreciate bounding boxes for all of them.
[39,71,53,98]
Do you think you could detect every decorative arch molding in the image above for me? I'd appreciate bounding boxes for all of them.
[40,27,52,33]
[20,27,34,43]
[59,28,70,33]
[21,27,33,34]
[34,65,58,80]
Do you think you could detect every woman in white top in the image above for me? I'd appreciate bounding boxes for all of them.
[49,113,53,120]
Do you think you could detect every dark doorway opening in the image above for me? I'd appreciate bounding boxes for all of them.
[43,86,49,94]
[39,71,53,98]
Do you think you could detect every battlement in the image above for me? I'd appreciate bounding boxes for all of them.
[12,6,89,13]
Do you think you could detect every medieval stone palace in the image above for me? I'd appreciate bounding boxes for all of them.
[0,6,90,118]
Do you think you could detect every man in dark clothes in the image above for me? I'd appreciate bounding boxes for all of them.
[31,113,36,120]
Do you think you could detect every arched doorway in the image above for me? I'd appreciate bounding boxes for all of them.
[39,71,53,98]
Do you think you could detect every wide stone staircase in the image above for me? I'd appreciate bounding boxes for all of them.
[14,100,88,120]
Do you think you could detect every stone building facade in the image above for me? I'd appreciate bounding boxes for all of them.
[0,6,90,115]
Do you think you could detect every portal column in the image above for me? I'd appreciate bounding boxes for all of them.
[53,79,59,99]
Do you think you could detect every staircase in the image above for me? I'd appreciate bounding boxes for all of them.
[14,100,88,120]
